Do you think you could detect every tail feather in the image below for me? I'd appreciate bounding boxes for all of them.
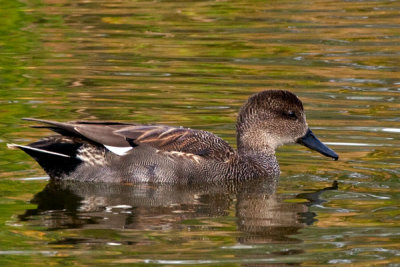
[7,143,71,158]
[7,138,83,179]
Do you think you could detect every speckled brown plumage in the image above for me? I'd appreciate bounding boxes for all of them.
[9,90,338,183]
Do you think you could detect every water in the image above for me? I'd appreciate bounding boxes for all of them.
[1,0,400,265]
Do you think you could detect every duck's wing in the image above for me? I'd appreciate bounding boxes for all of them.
[23,118,134,147]
[115,125,235,161]
[23,118,235,162]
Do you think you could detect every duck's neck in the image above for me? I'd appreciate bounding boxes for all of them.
[237,140,275,156]
[236,133,280,178]
[236,127,277,156]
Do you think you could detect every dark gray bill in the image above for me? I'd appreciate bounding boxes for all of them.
[297,129,339,160]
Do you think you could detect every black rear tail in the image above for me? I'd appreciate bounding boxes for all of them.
[9,137,83,179]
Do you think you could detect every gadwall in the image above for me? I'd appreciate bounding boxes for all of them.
[8,90,338,183]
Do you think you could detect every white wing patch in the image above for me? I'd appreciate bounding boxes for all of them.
[104,145,133,156]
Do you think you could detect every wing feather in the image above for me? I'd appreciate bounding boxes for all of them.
[116,125,235,161]
[24,118,235,162]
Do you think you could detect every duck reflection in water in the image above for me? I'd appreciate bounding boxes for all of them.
[13,90,340,250]
[20,178,338,246]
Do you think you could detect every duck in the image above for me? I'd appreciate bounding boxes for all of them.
[8,90,338,183]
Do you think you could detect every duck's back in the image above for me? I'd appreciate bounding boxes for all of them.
[12,119,238,183]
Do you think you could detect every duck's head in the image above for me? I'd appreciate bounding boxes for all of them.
[237,90,338,160]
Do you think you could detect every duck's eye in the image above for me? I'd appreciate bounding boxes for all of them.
[287,111,297,120]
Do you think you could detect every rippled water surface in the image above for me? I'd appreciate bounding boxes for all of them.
[1,0,400,265]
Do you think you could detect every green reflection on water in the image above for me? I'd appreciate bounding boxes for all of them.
[0,0,400,265]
